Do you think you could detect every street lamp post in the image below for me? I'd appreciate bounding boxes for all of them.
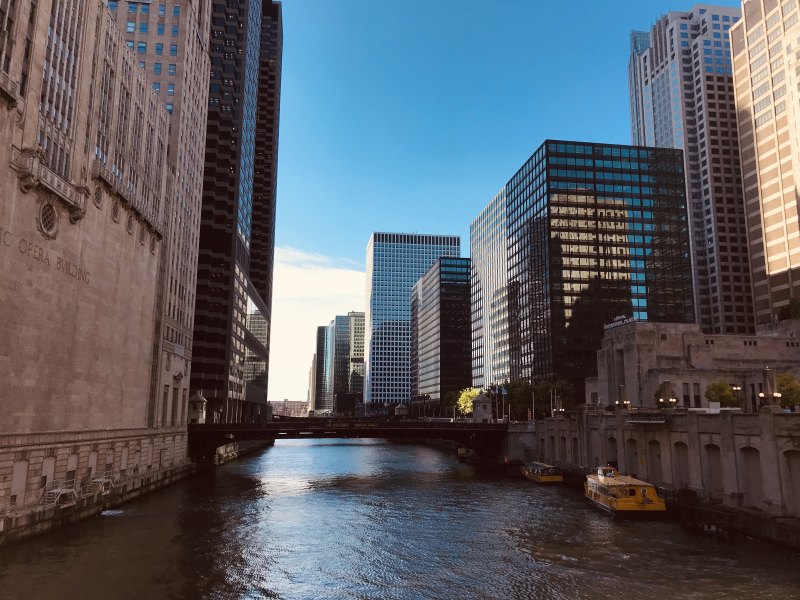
[732,385,742,411]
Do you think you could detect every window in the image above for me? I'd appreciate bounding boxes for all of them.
[139,22,148,33]
[168,63,176,75]
[170,44,177,56]
[153,82,160,92]
[167,83,174,96]
[140,4,149,13]
[108,1,118,10]
[127,40,134,50]
[155,43,163,55]
[126,21,135,32]
[139,60,145,69]
[166,103,173,113]
[158,3,166,16]
[173,5,180,16]
[172,25,178,36]
[154,62,162,75]
[158,23,164,35]
[137,41,146,54]
[128,2,137,13]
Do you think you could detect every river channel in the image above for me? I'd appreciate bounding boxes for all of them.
[1,439,798,599]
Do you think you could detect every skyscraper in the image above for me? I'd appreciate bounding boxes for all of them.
[0,0,199,525]
[629,4,753,334]
[470,189,510,389]
[107,0,212,427]
[472,140,694,401]
[191,1,282,423]
[410,258,472,402]
[365,233,461,406]
[730,0,800,324]
[313,323,334,414]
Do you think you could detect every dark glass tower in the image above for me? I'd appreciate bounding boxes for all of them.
[500,140,694,400]
[410,257,472,402]
[191,0,282,424]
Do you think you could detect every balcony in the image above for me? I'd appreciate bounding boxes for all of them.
[10,147,87,222]
[0,69,18,108]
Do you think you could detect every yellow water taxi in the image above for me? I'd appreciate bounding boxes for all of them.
[521,461,564,483]
[584,465,666,517]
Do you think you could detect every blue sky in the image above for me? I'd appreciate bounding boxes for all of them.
[268,0,741,402]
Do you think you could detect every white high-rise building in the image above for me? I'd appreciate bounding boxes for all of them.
[629,4,755,334]
[364,233,460,405]
[470,190,510,389]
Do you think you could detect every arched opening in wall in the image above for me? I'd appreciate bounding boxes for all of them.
[41,456,56,490]
[673,442,690,488]
[572,437,579,466]
[647,440,662,486]
[548,436,555,462]
[66,453,78,486]
[702,443,723,501]
[625,438,638,476]
[607,437,618,467]
[538,437,545,459]
[784,450,800,516]
[105,449,114,478]
[560,436,567,463]
[739,446,763,508]
[87,451,98,482]
[10,460,28,507]
[120,447,129,478]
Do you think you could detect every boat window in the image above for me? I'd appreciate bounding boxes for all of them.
[629,488,637,496]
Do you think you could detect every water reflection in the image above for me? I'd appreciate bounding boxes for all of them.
[1,439,799,600]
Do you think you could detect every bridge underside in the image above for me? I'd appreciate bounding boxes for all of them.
[188,420,508,463]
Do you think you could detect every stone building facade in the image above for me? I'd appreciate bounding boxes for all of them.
[586,319,800,411]
[536,410,800,521]
[0,0,204,540]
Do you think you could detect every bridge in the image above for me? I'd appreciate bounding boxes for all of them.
[188,418,510,462]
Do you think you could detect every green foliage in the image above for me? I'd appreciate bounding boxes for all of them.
[777,373,800,406]
[704,381,739,408]
[495,379,576,420]
[441,390,459,413]
[456,388,481,416]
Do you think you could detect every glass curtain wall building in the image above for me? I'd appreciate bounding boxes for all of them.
[313,323,334,414]
[411,258,472,402]
[472,140,694,401]
[365,233,460,406]
[470,190,510,389]
[191,1,282,424]
[628,5,753,334]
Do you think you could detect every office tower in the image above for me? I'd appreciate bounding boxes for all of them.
[313,323,334,414]
[365,233,461,405]
[330,311,365,413]
[191,1,282,423]
[308,353,317,414]
[629,5,753,334]
[107,1,212,426]
[470,190,510,389]
[472,140,694,401]
[410,258,472,402]
[731,0,800,323]
[0,1,192,521]
[348,311,366,399]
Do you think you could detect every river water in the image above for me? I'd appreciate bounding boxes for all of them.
[1,439,798,600]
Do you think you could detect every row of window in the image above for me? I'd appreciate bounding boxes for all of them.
[126,41,178,56]
[107,2,181,17]
[126,21,179,36]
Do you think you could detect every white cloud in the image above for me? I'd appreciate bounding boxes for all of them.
[268,247,365,403]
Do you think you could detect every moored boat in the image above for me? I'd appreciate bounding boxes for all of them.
[584,465,666,517]
[521,461,564,483]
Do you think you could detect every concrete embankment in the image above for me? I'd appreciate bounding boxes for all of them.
[0,440,274,546]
